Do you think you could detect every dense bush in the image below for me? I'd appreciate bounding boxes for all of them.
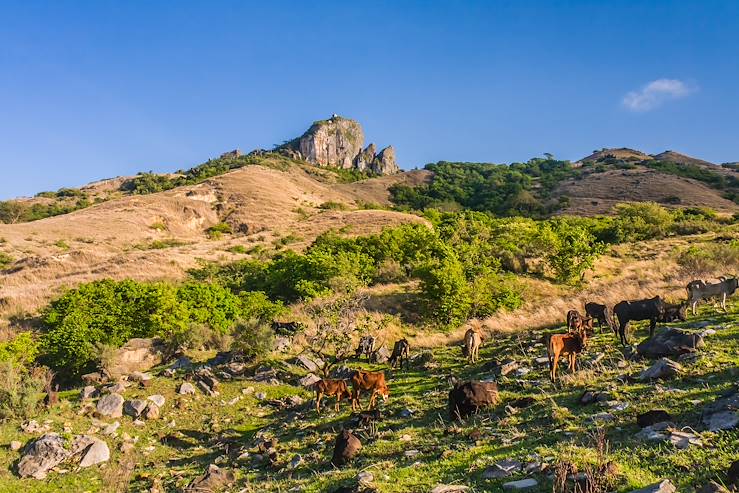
[39,279,283,376]
[676,240,739,276]
[390,158,578,217]
[0,332,40,365]
[0,363,52,421]
[538,218,606,284]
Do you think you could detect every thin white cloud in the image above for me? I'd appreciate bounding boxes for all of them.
[622,79,695,112]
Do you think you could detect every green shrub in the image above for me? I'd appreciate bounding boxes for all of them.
[207,222,232,239]
[135,238,187,250]
[537,218,605,284]
[231,318,275,361]
[0,363,51,421]
[0,252,13,268]
[40,280,190,376]
[613,202,674,242]
[415,246,471,326]
[177,282,242,335]
[676,241,739,276]
[0,332,40,365]
[319,201,349,211]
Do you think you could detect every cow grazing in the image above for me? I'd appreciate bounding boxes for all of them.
[355,336,376,361]
[463,322,484,363]
[313,379,352,413]
[566,310,594,335]
[613,296,665,346]
[686,277,739,315]
[331,429,362,467]
[660,302,687,323]
[547,331,588,382]
[448,380,499,420]
[350,371,389,411]
[585,302,617,334]
[389,339,410,369]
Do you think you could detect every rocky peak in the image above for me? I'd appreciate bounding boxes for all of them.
[279,115,399,175]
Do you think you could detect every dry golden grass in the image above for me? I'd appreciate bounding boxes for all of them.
[413,231,739,348]
[0,165,428,324]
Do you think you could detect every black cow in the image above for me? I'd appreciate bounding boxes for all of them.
[389,339,410,369]
[613,296,665,346]
[355,336,375,361]
[660,302,687,323]
[585,302,617,334]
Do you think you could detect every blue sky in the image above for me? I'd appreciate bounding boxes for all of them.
[1,1,738,199]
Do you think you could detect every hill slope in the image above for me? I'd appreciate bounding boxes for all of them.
[0,163,427,321]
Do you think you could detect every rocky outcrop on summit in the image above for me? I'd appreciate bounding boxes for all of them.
[280,115,400,175]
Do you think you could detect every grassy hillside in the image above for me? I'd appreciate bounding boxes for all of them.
[0,303,736,492]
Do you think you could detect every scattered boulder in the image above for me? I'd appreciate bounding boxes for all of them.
[184,464,236,492]
[638,358,682,381]
[10,440,22,451]
[124,399,148,418]
[637,410,673,428]
[702,388,739,431]
[496,360,519,377]
[331,430,362,466]
[74,436,110,468]
[80,386,99,401]
[667,430,702,449]
[627,479,677,493]
[148,395,166,407]
[17,433,71,479]
[371,346,391,364]
[96,393,124,418]
[129,371,153,387]
[502,478,538,490]
[105,338,165,379]
[299,373,321,387]
[448,381,499,420]
[81,372,106,386]
[636,329,703,359]
[105,382,127,394]
[430,486,470,493]
[178,382,197,395]
[483,459,522,479]
[295,355,324,372]
[144,402,160,420]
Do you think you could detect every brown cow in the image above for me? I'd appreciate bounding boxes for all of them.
[350,371,389,411]
[313,379,352,413]
[463,321,484,363]
[547,330,588,382]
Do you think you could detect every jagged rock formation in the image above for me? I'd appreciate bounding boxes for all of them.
[279,115,400,175]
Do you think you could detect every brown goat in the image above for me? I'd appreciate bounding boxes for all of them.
[547,331,588,382]
[314,379,352,413]
[350,371,389,411]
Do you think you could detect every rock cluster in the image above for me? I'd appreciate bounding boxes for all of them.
[279,115,400,175]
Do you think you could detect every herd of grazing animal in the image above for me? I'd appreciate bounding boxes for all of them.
[313,275,737,412]
[547,276,737,381]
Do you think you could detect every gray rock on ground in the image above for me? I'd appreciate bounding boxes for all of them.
[430,485,470,493]
[123,399,148,418]
[178,382,196,395]
[502,478,539,490]
[73,435,110,468]
[299,373,321,387]
[148,394,166,407]
[96,393,125,418]
[17,433,71,479]
[80,386,99,401]
[627,479,677,493]
[702,388,739,431]
[184,464,236,492]
[637,329,703,358]
[638,358,682,381]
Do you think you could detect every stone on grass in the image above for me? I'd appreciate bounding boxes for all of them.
[17,433,71,479]
[627,479,677,493]
[299,373,321,387]
[430,486,470,493]
[96,393,124,418]
[331,430,361,467]
[483,459,522,479]
[105,337,165,379]
[103,421,120,436]
[702,388,739,431]
[75,436,110,467]
[124,399,148,418]
[144,402,160,420]
[184,464,235,492]
[638,358,682,381]
[295,355,323,372]
[10,440,22,451]
[80,386,99,401]
[357,471,374,484]
[637,410,672,428]
[502,478,538,490]
[148,394,166,407]
[636,329,703,359]
[178,382,196,395]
